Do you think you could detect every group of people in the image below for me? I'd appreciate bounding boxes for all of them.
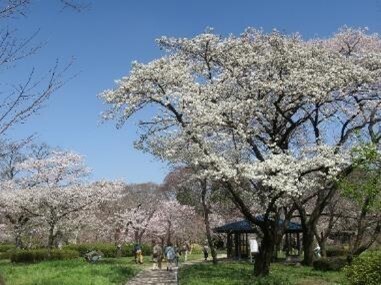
[133,241,210,271]
[151,241,192,271]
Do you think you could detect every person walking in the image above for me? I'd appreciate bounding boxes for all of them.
[133,243,143,264]
[164,243,176,271]
[152,241,163,270]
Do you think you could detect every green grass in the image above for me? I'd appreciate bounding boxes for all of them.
[180,253,204,262]
[0,257,145,285]
[178,260,349,285]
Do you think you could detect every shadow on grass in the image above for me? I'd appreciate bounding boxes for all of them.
[180,261,253,285]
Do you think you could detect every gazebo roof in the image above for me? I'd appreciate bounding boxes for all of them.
[213,217,302,234]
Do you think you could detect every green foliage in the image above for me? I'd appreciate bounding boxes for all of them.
[10,249,79,263]
[0,257,141,285]
[191,243,203,254]
[326,247,348,257]
[313,257,348,271]
[0,244,15,253]
[340,143,381,212]
[344,250,381,285]
[64,243,118,258]
[0,251,12,260]
[124,243,152,257]
[64,243,152,258]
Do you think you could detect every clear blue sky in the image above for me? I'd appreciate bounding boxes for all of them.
[5,0,381,184]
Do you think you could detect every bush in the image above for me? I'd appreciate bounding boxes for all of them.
[10,249,79,263]
[64,243,152,258]
[65,243,117,258]
[326,247,348,257]
[124,243,151,257]
[0,244,15,253]
[190,244,203,254]
[344,251,381,285]
[313,257,348,271]
[0,250,12,260]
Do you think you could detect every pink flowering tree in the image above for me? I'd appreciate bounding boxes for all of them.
[147,200,198,246]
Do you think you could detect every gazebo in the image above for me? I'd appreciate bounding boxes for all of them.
[214,217,303,259]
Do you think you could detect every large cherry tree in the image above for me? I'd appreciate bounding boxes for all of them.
[101,27,381,275]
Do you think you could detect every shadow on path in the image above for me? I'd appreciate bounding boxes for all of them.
[126,268,178,285]
[126,254,227,285]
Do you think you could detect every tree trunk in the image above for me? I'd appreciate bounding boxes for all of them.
[201,180,218,264]
[320,239,327,258]
[15,232,23,249]
[302,227,315,266]
[254,231,274,277]
[47,224,55,255]
[166,220,172,245]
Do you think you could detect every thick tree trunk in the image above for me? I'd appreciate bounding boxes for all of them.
[254,231,274,277]
[302,227,315,266]
[320,239,327,258]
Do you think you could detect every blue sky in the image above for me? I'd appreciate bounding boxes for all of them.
[5,0,381,184]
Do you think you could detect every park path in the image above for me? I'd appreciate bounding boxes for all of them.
[126,254,226,285]
[126,267,178,285]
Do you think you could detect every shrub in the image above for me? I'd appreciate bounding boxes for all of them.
[123,243,151,257]
[0,250,12,260]
[10,249,79,263]
[313,257,348,271]
[0,244,15,253]
[344,251,381,285]
[190,244,203,254]
[64,243,117,257]
[64,243,152,258]
[326,247,348,257]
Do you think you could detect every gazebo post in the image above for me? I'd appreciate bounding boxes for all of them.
[286,233,290,256]
[297,232,301,256]
[227,233,232,258]
[234,233,239,259]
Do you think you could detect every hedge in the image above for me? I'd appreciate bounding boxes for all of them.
[313,257,348,271]
[0,244,15,253]
[64,243,152,258]
[326,247,348,257]
[10,249,79,263]
[64,243,118,258]
[0,251,12,260]
[344,251,381,285]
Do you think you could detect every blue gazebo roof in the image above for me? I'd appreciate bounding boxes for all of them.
[213,216,302,234]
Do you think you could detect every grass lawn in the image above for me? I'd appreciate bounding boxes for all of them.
[0,257,146,285]
[178,260,348,285]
